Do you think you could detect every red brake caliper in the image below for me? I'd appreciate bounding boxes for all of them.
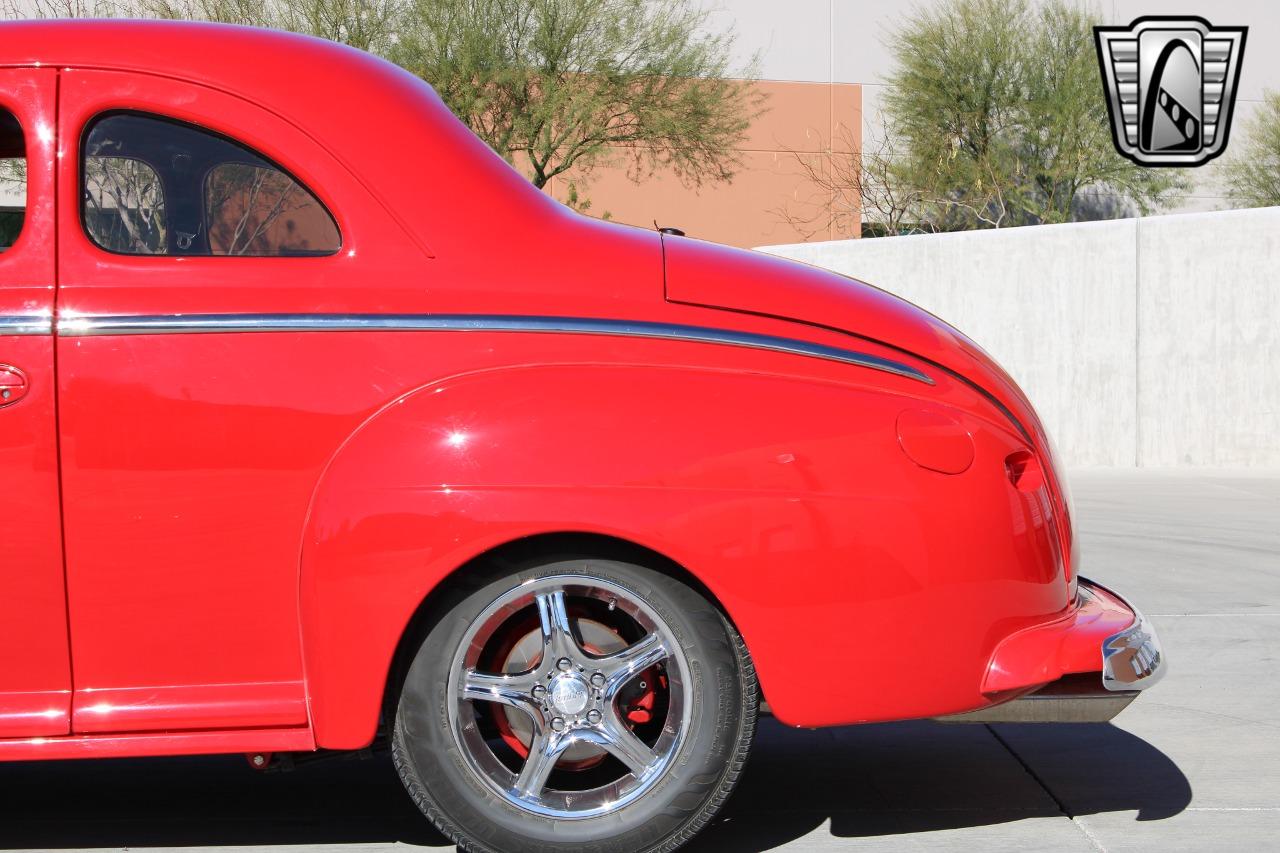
[485,614,662,770]
[619,670,666,724]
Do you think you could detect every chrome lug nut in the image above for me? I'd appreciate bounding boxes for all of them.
[531,684,546,699]
[590,671,606,687]
[557,657,573,672]
[551,716,566,732]
[585,708,602,725]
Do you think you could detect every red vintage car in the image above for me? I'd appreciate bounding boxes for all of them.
[0,20,1163,853]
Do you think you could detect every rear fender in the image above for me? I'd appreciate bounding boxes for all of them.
[300,363,1064,747]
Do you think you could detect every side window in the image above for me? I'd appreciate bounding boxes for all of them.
[81,112,340,257]
[84,156,167,254]
[0,108,25,252]
[204,163,338,256]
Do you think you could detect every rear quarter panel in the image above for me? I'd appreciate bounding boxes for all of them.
[301,358,1068,747]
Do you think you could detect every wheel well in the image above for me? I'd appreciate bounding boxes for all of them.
[380,531,745,723]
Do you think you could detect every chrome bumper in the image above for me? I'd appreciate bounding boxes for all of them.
[1093,581,1167,692]
[939,577,1166,724]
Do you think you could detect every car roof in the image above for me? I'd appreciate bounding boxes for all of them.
[1,19,384,95]
[0,19,559,244]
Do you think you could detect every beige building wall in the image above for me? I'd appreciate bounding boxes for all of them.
[548,80,861,248]
[555,0,1280,246]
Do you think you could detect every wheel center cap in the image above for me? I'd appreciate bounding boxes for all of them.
[549,674,590,715]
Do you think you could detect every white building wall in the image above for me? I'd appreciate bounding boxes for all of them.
[759,207,1280,469]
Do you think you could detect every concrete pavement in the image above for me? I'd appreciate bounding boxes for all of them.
[2,470,1276,852]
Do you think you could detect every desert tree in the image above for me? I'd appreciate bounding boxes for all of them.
[773,116,937,239]
[3,0,402,56]
[2,0,120,15]
[1220,90,1280,208]
[135,0,402,53]
[880,0,1186,231]
[390,0,765,191]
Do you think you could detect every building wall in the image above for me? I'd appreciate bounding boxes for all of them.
[548,80,861,248]
[759,207,1280,469]
[548,0,870,248]
[571,0,1280,246]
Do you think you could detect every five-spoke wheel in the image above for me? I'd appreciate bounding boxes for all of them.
[452,577,688,817]
[392,557,756,852]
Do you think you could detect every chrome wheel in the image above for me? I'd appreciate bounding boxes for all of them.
[447,574,690,819]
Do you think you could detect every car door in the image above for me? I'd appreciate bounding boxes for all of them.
[0,68,73,738]
[54,69,419,735]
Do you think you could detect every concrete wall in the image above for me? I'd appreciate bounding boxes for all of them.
[759,208,1280,468]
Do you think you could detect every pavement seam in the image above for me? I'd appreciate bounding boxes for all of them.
[1139,700,1280,731]
[1071,815,1110,853]
[985,724,1108,852]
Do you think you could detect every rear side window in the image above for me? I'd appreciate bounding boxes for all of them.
[84,156,167,254]
[0,108,26,252]
[82,112,340,257]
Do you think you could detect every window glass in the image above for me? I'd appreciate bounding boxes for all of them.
[81,112,340,257]
[83,157,167,254]
[0,108,25,252]
[205,163,339,256]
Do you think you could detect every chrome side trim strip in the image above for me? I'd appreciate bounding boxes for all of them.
[0,315,53,335]
[56,313,934,384]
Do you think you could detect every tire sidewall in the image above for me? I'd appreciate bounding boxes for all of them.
[393,558,744,852]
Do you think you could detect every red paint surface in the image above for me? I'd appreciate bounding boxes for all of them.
[0,727,314,762]
[895,408,975,475]
[0,21,1125,759]
[984,582,1139,693]
[0,67,71,739]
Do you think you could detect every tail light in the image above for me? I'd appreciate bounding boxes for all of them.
[1006,446,1075,588]
[1004,450,1044,491]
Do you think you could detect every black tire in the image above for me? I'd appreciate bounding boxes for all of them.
[391,556,757,853]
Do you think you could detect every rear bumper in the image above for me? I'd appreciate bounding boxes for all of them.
[938,577,1166,724]
[1095,581,1166,692]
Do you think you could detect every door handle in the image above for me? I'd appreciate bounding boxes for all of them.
[0,365,28,407]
